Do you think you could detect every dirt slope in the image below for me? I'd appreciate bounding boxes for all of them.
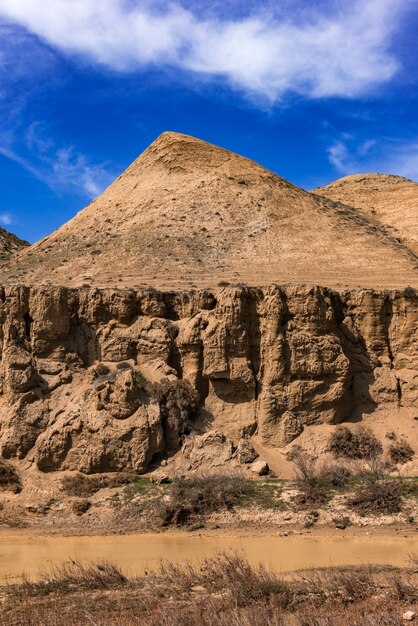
[0,227,28,261]
[1,133,417,290]
[314,173,418,256]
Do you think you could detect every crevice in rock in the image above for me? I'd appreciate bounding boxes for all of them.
[396,377,402,404]
[330,291,347,326]
[246,290,262,400]
[167,335,183,378]
[381,296,394,368]
[196,341,210,405]
[24,312,33,341]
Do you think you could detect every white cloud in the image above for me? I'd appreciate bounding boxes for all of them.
[327,135,418,182]
[0,212,14,226]
[0,0,412,101]
[0,124,114,198]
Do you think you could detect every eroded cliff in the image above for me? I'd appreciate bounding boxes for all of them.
[0,285,416,475]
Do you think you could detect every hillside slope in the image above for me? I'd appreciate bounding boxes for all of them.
[0,226,28,261]
[314,173,418,256]
[1,133,417,290]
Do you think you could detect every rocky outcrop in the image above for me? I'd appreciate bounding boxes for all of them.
[0,285,416,473]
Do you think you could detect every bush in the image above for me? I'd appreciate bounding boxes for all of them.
[388,439,414,464]
[94,363,110,376]
[151,379,199,451]
[329,426,382,460]
[134,371,148,389]
[293,454,351,507]
[348,463,403,515]
[62,472,136,497]
[159,475,252,526]
[320,461,352,488]
[0,460,22,493]
[71,499,91,515]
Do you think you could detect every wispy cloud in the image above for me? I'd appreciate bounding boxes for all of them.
[0,123,114,198]
[0,211,14,226]
[0,0,413,102]
[327,135,418,181]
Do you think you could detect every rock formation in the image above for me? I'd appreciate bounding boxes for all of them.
[0,284,416,474]
[0,134,417,477]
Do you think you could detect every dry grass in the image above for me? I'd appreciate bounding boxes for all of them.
[1,555,417,626]
[62,472,137,498]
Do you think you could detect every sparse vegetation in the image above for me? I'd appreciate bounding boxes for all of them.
[388,438,414,464]
[71,499,91,516]
[0,459,22,493]
[134,371,148,389]
[94,363,110,377]
[348,462,404,515]
[62,472,137,498]
[293,453,351,507]
[2,555,417,626]
[329,426,383,460]
[151,379,199,450]
[157,475,255,526]
[122,475,284,527]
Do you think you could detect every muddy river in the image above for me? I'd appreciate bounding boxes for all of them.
[0,533,416,583]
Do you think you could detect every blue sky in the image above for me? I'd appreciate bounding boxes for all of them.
[0,0,417,243]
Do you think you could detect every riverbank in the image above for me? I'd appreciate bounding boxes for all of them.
[1,552,417,626]
[1,469,417,538]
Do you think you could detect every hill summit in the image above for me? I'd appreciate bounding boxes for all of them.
[2,132,417,289]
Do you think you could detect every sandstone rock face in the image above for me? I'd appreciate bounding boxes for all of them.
[0,284,416,474]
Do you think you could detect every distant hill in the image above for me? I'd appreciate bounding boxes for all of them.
[314,174,418,257]
[0,226,28,262]
[1,133,417,289]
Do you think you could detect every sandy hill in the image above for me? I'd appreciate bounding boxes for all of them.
[0,227,28,261]
[314,174,418,256]
[2,133,418,290]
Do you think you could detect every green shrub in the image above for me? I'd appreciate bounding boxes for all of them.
[134,371,148,389]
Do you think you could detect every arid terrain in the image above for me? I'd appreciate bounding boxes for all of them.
[0,133,417,626]
[0,227,28,261]
[2,553,418,626]
[2,133,418,290]
[315,173,418,256]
